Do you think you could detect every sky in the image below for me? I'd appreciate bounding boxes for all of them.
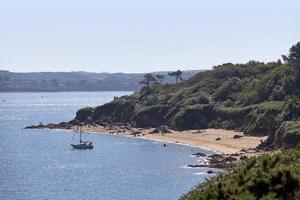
[0,0,299,73]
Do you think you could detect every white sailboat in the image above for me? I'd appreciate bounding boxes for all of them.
[71,126,93,149]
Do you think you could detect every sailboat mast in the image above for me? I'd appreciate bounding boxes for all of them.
[80,126,82,143]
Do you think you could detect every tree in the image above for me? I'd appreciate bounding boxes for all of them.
[282,41,300,72]
[168,70,183,84]
[139,73,157,100]
[155,74,165,83]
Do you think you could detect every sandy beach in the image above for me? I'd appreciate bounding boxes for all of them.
[72,125,267,155]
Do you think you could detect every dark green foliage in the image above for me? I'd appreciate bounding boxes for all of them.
[139,73,158,100]
[182,94,210,106]
[273,121,300,148]
[213,78,243,102]
[170,104,215,130]
[242,102,284,136]
[156,74,165,83]
[168,70,183,83]
[134,105,170,127]
[256,65,296,102]
[76,107,94,121]
[282,41,300,68]
[281,96,300,121]
[93,97,135,123]
[180,146,300,200]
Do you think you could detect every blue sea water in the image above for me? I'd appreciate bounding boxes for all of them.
[0,92,215,200]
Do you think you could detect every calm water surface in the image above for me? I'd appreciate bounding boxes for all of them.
[0,92,215,200]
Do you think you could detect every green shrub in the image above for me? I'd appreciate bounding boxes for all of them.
[242,102,284,136]
[134,105,170,127]
[183,94,210,106]
[170,104,215,130]
[273,120,300,148]
[75,107,94,121]
[181,146,300,200]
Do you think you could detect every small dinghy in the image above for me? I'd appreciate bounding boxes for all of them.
[71,126,93,149]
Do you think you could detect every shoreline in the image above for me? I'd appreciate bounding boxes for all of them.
[81,129,222,154]
[29,124,267,155]
[26,123,271,168]
[52,127,220,153]
[69,125,267,155]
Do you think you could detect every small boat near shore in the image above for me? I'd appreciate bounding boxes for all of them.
[71,126,93,149]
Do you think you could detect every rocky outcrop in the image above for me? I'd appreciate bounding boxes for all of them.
[25,122,72,130]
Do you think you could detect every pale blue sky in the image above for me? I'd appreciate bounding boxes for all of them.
[0,0,299,73]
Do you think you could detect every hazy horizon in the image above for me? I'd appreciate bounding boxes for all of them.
[1,0,299,73]
[1,68,202,74]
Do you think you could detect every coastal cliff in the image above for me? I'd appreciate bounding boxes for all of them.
[73,42,300,149]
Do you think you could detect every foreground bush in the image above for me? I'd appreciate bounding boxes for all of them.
[180,146,300,200]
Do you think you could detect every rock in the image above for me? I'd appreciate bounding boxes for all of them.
[233,134,243,139]
[207,170,214,174]
[209,154,223,158]
[192,152,207,157]
[240,155,248,160]
[24,124,45,129]
[150,128,160,133]
[187,164,209,168]
[224,156,237,162]
[131,131,141,136]
[192,130,205,134]
[150,126,172,134]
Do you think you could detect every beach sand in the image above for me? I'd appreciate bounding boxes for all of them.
[73,125,267,154]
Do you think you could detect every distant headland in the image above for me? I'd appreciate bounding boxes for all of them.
[0,70,201,92]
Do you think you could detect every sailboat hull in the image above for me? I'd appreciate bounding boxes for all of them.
[71,144,93,149]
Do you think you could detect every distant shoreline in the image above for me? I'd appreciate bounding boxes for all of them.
[0,70,202,92]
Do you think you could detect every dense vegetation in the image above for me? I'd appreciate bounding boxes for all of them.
[0,70,199,92]
[181,145,300,200]
[75,42,300,149]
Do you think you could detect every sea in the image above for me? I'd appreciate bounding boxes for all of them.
[0,92,216,200]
